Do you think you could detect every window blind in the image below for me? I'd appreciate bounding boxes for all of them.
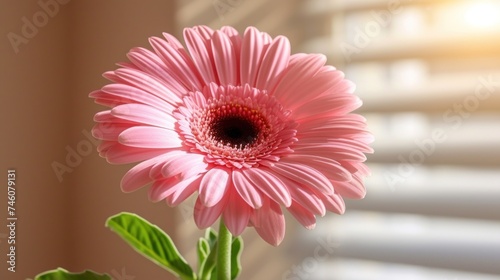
[301,0,500,279]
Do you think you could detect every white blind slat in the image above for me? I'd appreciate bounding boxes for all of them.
[301,0,500,278]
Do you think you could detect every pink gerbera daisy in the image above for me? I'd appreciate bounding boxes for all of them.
[90,26,372,246]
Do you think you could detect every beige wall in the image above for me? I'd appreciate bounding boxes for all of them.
[1,1,178,279]
[1,0,72,278]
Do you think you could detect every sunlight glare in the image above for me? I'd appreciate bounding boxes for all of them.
[464,1,500,29]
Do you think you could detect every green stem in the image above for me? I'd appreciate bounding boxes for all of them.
[216,219,232,280]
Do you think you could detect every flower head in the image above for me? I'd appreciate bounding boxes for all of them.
[90,26,373,246]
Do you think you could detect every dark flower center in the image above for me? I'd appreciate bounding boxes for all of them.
[212,116,258,146]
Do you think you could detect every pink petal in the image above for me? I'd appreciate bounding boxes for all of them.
[354,162,371,176]
[337,138,374,154]
[260,31,273,51]
[294,142,373,159]
[241,168,291,207]
[223,187,251,236]
[255,36,290,91]
[297,114,368,132]
[184,27,218,85]
[272,55,331,108]
[194,195,228,229]
[162,32,185,49]
[104,143,170,164]
[148,150,186,179]
[97,140,115,154]
[292,93,361,121]
[94,110,137,124]
[272,162,334,195]
[121,166,153,193]
[288,202,316,230]
[116,61,139,70]
[320,192,345,215]
[114,68,182,106]
[183,162,211,179]
[211,30,238,86]
[279,175,326,216]
[221,26,242,64]
[118,126,182,149]
[298,125,369,140]
[92,97,126,108]
[161,153,207,178]
[251,198,285,246]
[332,173,366,199]
[293,145,367,162]
[99,84,175,113]
[92,123,133,141]
[193,25,215,40]
[120,153,174,192]
[166,174,203,207]
[240,27,266,86]
[111,104,176,129]
[149,36,203,91]
[232,170,263,209]
[199,167,230,207]
[127,47,188,98]
[89,90,125,107]
[149,177,178,202]
[283,155,352,182]
[149,160,208,202]
[102,70,122,83]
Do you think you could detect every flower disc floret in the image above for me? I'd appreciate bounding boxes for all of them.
[176,84,297,169]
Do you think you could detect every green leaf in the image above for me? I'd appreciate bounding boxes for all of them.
[34,268,111,280]
[106,212,195,280]
[231,237,244,280]
[198,228,218,280]
[199,248,217,280]
[205,228,218,249]
[197,238,209,269]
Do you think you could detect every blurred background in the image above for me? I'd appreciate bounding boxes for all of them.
[1,0,500,279]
